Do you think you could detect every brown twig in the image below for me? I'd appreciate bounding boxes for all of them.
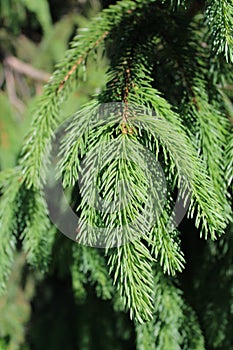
[122,61,134,135]
[57,30,109,93]
[4,65,25,114]
[57,57,83,93]
[4,56,50,82]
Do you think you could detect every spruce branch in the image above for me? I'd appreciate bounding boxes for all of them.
[108,240,155,323]
[181,78,231,223]
[57,32,229,324]
[130,89,227,239]
[136,269,206,350]
[19,0,157,189]
[205,0,233,63]
[19,190,56,271]
[0,0,231,334]
[150,223,185,275]
[155,17,231,230]
[0,169,21,293]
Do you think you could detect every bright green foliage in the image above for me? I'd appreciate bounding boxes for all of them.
[19,190,56,271]
[19,0,158,188]
[205,0,233,62]
[0,0,233,349]
[109,240,155,323]
[0,169,21,292]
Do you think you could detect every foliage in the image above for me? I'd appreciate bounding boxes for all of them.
[0,0,233,349]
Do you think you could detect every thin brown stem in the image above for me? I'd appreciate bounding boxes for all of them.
[57,31,109,93]
[4,56,50,82]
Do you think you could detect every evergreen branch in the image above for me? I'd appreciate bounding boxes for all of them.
[90,36,186,273]
[205,0,233,62]
[19,0,157,189]
[136,269,206,350]
[64,122,162,321]
[150,223,185,275]
[58,101,100,188]
[0,170,21,293]
[108,240,155,323]
[130,92,227,239]
[19,190,56,271]
[74,130,166,248]
[183,80,231,220]
[151,18,231,234]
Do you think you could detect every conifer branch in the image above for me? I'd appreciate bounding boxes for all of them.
[57,31,109,93]
[0,1,232,339]
[205,0,233,62]
[136,269,206,350]
[19,190,56,271]
[130,88,227,239]
[0,170,21,293]
[108,240,155,323]
[155,18,231,231]
[19,0,157,189]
